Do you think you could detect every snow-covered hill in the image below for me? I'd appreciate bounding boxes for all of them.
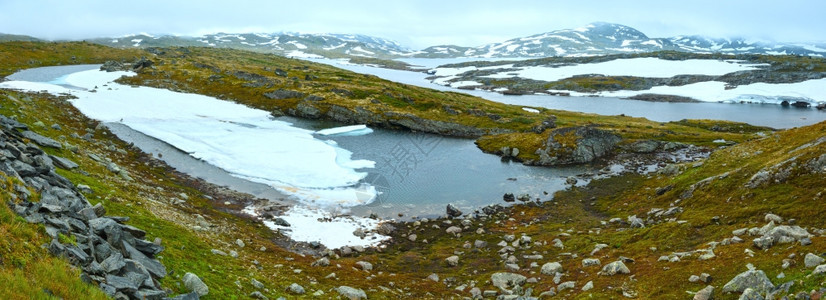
[89,32,411,59]
[7,22,820,59]
[414,23,826,58]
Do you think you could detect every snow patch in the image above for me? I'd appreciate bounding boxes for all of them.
[259,206,390,249]
[316,125,373,136]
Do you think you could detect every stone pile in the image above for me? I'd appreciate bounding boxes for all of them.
[0,115,190,299]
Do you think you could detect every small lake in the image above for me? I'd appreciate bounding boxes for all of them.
[3,65,582,219]
[312,58,826,129]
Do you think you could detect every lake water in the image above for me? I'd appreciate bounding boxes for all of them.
[3,64,583,219]
[312,58,826,129]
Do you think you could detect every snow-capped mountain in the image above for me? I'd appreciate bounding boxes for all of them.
[413,22,826,58]
[6,22,824,59]
[89,32,411,58]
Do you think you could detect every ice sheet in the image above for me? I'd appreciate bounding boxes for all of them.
[2,69,377,207]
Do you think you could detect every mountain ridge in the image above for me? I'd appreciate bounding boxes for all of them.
[3,22,825,59]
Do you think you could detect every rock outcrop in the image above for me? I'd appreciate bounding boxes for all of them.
[0,115,178,299]
[535,125,621,165]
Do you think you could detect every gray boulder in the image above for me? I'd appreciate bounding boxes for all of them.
[693,285,714,300]
[490,272,527,290]
[446,203,462,217]
[600,261,630,276]
[739,288,764,300]
[722,269,773,295]
[20,130,61,148]
[288,283,305,294]
[336,286,367,300]
[540,262,563,275]
[183,272,209,296]
[535,126,621,165]
[805,253,825,268]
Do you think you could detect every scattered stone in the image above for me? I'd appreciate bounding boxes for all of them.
[700,273,712,283]
[446,256,459,267]
[813,264,826,275]
[722,269,774,294]
[582,281,594,291]
[805,253,825,268]
[287,283,305,294]
[693,285,714,300]
[490,272,527,290]
[566,176,577,185]
[446,204,462,217]
[740,288,764,300]
[474,240,488,248]
[355,261,373,271]
[408,234,417,242]
[446,226,462,235]
[427,273,440,282]
[582,258,601,267]
[235,239,245,248]
[764,213,783,223]
[557,281,576,291]
[183,272,209,296]
[503,193,515,202]
[600,261,631,276]
[249,291,268,300]
[211,249,227,256]
[336,286,367,300]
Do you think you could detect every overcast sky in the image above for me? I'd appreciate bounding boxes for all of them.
[2,0,824,49]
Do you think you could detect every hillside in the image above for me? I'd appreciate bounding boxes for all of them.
[1,42,825,299]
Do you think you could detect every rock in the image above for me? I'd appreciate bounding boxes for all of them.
[582,281,594,291]
[557,281,576,291]
[251,278,264,289]
[49,155,79,169]
[407,234,417,242]
[689,275,700,283]
[312,257,330,267]
[122,241,166,278]
[813,264,826,275]
[628,215,645,228]
[427,273,439,282]
[469,287,482,299]
[336,286,367,300]
[106,274,138,293]
[183,272,209,296]
[541,262,563,275]
[694,285,714,300]
[764,213,783,223]
[805,253,825,268]
[700,273,712,283]
[628,140,661,153]
[582,258,601,267]
[446,203,462,217]
[101,252,126,273]
[600,261,630,276]
[235,239,245,248]
[288,283,305,294]
[740,288,764,300]
[490,272,527,290]
[20,130,61,148]
[376,223,395,235]
[474,240,488,248]
[566,176,577,185]
[503,193,515,202]
[446,256,459,267]
[249,291,268,300]
[263,89,305,100]
[355,261,373,271]
[517,194,531,202]
[446,226,462,235]
[273,217,290,227]
[722,269,774,294]
[535,126,622,165]
[504,263,519,272]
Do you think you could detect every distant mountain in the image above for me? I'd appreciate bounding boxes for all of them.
[0,33,41,42]
[87,32,410,59]
[4,22,824,60]
[412,22,826,58]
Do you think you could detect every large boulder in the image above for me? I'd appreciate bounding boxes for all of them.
[336,286,367,300]
[721,269,773,295]
[535,126,621,165]
[490,272,527,290]
[183,272,209,296]
[600,261,631,276]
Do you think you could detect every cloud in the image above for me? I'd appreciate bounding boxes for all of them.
[1,0,823,48]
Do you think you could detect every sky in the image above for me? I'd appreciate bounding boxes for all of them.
[1,0,824,49]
